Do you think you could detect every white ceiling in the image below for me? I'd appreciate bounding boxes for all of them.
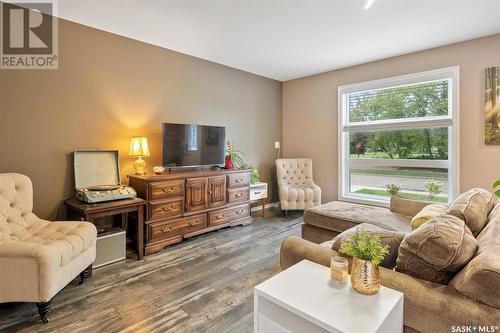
[56,0,500,81]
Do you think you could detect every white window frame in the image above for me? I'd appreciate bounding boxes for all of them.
[338,66,460,207]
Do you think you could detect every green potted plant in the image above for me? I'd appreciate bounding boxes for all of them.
[339,228,389,295]
[493,180,500,197]
[250,169,261,184]
[239,163,261,184]
[225,141,245,169]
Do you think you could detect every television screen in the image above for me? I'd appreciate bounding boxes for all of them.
[162,123,226,167]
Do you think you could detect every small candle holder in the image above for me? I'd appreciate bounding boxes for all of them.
[330,256,348,283]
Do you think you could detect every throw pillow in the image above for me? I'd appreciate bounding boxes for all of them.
[396,214,478,284]
[446,190,488,236]
[331,223,405,269]
[471,188,497,214]
[410,204,447,230]
[449,217,500,308]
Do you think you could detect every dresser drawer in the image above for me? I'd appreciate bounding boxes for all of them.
[149,214,207,243]
[230,204,250,221]
[227,188,250,204]
[149,180,185,200]
[182,214,207,235]
[149,198,183,220]
[149,219,184,242]
[227,172,250,188]
[208,204,250,226]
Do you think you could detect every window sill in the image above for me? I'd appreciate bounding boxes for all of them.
[338,193,390,208]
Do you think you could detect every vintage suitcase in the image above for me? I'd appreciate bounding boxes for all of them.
[73,149,136,203]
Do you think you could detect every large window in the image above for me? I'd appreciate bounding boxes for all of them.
[338,66,459,206]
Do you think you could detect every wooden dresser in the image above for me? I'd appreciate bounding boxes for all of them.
[128,169,253,255]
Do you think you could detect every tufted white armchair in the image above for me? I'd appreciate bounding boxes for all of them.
[276,158,321,215]
[0,173,97,323]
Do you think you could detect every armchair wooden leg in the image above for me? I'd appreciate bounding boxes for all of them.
[79,264,92,285]
[282,210,288,217]
[36,299,52,323]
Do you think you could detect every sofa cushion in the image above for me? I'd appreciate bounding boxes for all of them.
[449,201,500,308]
[446,189,488,236]
[330,223,405,269]
[0,173,97,303]
[304,201,412,235]
[0,219,97,302]
[396,214,478,284]
[411,204,447,230]
[473,188,497,214]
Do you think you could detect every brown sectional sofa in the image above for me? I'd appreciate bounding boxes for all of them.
[281,196,500,333]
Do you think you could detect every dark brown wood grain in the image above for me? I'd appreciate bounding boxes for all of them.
[129,169,252,256]
[226,172,250,188]
[185,177,209,212]
[208,175,226,208]
[208,203,250,226]
[148,198,184,221]
[149,179,185,200]
[226,188,250,204]
[128,168,252,182]
[65,198,146,260]
[148,214,207,243]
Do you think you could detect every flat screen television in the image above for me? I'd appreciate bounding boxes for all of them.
[162,123,226,167]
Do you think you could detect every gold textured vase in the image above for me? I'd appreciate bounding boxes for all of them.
[351,258,380,295]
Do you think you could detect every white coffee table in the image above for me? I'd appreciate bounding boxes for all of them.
[254,260,403,333]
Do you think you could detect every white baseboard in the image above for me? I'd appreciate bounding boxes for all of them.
[250,201,279,212]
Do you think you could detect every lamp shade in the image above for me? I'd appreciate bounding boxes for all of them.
[129,137,150,157]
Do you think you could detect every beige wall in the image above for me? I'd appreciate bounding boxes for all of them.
[283,34,500,203]
[0,18,282,219]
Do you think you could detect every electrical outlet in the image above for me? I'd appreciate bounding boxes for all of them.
[274,141,280,149]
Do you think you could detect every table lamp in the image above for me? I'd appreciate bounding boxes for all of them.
[129,137,150,175]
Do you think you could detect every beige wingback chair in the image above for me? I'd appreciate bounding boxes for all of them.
[276,158,321,215]
[0,173,97,323]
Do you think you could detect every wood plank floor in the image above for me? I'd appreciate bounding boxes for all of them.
[0,208,302,333]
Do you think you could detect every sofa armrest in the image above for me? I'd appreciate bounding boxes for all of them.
[389,196,431,217]
[280,236,337,270]
[379,268,500,332]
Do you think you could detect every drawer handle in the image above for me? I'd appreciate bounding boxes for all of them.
[216,214,224,220]
[235,192,244,198]
[236,209,245,215]
[254,191,261,195]
[162,206,174,212]
[189,220,199,226]
[162,187,174,193]
[235,178,244,183]
[162,226,172,233]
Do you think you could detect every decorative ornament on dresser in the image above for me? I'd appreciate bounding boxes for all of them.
[129,136,150,175]
[339,228,389,295]
[485,66,500,145]
[153,166,165,175]
[224,141,245,170]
